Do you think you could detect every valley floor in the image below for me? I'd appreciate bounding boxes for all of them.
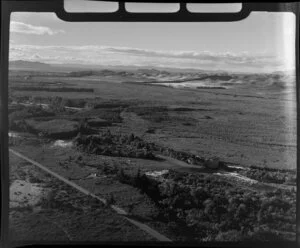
[7,70,297,243]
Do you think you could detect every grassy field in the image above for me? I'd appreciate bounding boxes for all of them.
[9,152,154,243]
[9,69,296,169]
[8,68,297,242]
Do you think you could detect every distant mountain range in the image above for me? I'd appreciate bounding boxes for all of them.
[9,60,99,72]
[8,60,232,74]
[8,60,296,93]
[9,60,294,76]
[10,60,52,70]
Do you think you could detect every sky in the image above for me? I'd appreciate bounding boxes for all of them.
[9,3,296,73]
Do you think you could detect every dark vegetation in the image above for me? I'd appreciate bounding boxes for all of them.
[197,86,227,90]
[90,101,130,109]
[125,74,235,85]
[73,124,210,166]
[8,96,127,138]
[67,70,135,78]
[127,105,201,124]
[74,131,157,160]
[46,97,130,111]
[198,75,233,81]
[159,147,206,165]
[86,118,111,127]
[48,97,87,109]
[25,119,80,139]
[240,166,296,185]
[171,107,198,112]
[116,169,296,242]
[8,104,96,138]
[73,108,123,123]
[46,97,86,112]
[68,71,95,77]
[37,183,103,212]
[127,106,169,123]
[17,96,88,109]
[11,86,94,93]
[9,106,55,132]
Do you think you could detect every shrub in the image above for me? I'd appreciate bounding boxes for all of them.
[64,98,87,108]
[9,106,55,131]
[25,119,79,139]
[243,166,296,185]
[68,70,94,77]
[190,187,209,206]
[214,230,244,241]
[116,168,130,184]
[247,226,283,241]
[113,166,295,242]
[106,193,116,205]
[74,132,158,160]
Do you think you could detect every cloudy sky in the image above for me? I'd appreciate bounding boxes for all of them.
[9,5,295,73]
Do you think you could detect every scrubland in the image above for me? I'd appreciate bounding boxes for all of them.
[8,68,296,243]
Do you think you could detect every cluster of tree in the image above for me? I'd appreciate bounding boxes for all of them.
[15,96,88,109]
[68,70,95,77]
[46,96,88,112]
[116,169,296,241]
[92,101,130,109]
[9,106,55,131]
[14,95,31,101]
[128,105,169,123]
[74,131,157,160]
[241,166,296,185]
[73,106,123,123]
[160,147,206,165]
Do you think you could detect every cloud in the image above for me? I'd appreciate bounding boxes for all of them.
[10,21,64,35]
[9,44,292,73]
[11,13,59,24]
[114,46,269,64]
[83,45,278,67]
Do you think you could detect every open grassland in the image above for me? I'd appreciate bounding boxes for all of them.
[8,69,296,243]
[9,69,296,169]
